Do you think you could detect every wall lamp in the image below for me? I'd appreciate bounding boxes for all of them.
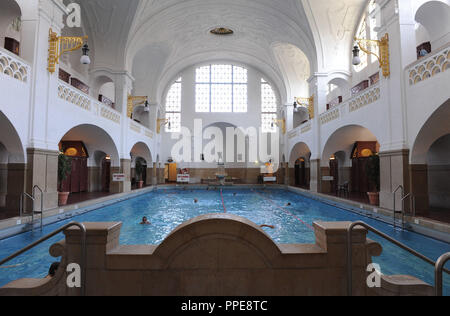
[48,28,89,74]
[294,96,315,119]
[353,33,390,78]
[127,96,148,119]
[271,119,286,134]
[157,118,170,134]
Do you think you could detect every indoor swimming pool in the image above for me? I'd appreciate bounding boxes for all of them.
[0,188,449,294]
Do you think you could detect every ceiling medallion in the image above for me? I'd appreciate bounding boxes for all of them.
[210,27,234,36]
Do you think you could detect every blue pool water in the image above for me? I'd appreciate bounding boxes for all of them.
[0,188,449,295]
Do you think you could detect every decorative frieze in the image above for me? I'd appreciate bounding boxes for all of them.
[349,85,380,113]
[408,46,449,85]
[58,81,91,111]
[301,122,312,134]
[0,48,30,83]
[320,108,340,125]
[100,106,121,124]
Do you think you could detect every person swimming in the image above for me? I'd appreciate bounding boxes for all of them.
[194,199,198,203]
[286,203,291,206]
[140,217,151,225]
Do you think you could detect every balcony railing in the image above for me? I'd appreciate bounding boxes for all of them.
[57,79,121,125]
[407,43,450,86]
[319,82,380,126]
[0,47,31,84]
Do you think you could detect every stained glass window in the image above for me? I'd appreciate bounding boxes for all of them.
[261,78,278,133]
[165,77,182,132]
[195,65,248,113]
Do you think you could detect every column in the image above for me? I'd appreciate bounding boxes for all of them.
[379,150,410,211]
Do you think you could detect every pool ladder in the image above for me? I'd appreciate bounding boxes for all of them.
[19,185,44,231]
[347,221,450,296]
[392,185,412,230]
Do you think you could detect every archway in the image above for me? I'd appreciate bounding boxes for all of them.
[0,0,22,57]
[289,142,312,188]
[0,111,25,219]
[415,1,450,55]
[322,125,380,204]
[130,142,153,189]
[58,124,119,204]
[411,99,450,220]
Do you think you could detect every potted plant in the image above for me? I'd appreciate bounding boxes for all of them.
[58,154,72,206]
[135,160,145,189]
[366,154,380,206]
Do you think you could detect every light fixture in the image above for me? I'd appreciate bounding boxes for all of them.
[354,33,390,77]
[352,46,361,66]
[127,95,148,118]
[48,28,88,74]
[144,100,150,112]
[80,43,90,65]
[294,96,315,119]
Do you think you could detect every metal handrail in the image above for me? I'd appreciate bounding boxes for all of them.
[0,222,87,296]
[347,221,450,296]
[392,185,407,230]
[435,253,450,296]
[19,192,34,218]
[32,185,44,231]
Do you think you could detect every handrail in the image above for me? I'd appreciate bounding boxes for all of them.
[347,221,450,296]
[435,253,450,296]
[19,192,34,218]
[392,185,405,230]
[0,222,87,296]
[32,185,44,231]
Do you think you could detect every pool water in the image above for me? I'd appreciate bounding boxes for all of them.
[0,188,449,295]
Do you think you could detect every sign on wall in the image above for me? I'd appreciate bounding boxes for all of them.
[112,174,126,182]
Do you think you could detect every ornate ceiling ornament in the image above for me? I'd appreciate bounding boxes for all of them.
[210,27,234,35]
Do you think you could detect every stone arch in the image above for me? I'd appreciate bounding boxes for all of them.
[415,1,450,49]
[0,0,22,55]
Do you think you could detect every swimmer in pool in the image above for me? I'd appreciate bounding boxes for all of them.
[140,217,151,225]
[286,202,291,206]
[260,224,275,229]
[194,199,198,203]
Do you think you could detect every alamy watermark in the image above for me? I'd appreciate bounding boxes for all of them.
[170,119,281,173]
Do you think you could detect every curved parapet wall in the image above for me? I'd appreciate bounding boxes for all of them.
[0,214,433,296]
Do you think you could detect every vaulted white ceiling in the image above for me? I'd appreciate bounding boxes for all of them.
[70,0,369,104]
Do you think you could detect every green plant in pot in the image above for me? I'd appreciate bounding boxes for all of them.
[135,159,145,189]
[366,154,380,206]
[58,154,72,206]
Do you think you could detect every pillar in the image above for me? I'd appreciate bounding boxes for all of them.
[110,159,131,194]
[409,164,429,216]
[24,148,59,211]
[310,159,321,193]
[379,150,410,211]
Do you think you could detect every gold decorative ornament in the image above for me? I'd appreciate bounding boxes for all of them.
[48,28,88,74]
[354,33,390,78]
[157,118,169,134]
[295,95,315,119]
[210,27,234,35]
[272,119,286,134]
[127,95,148,119]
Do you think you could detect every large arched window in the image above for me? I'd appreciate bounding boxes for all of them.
[261,78,278,133]
[354,0,379,72]
[165,77,182,133]
[195,64,248,113]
